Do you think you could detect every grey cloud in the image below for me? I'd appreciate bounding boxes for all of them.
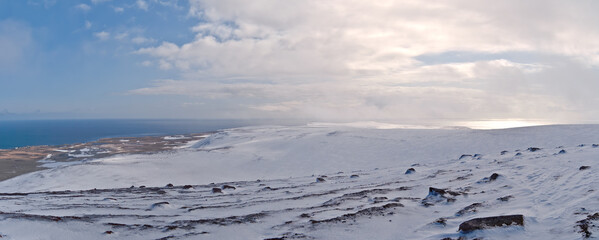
[131,0,599,123]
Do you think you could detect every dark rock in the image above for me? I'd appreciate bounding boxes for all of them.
[558,149,567,154]
[473,154,482,158]
[405,168,416,174]
[515,152,522,156]
[310,203,403,224]
[104,231,114,234]
[165,225,178,231]
[478,173,500,183]
[350,174,359,178]
[593,144,599,148]
[130,185,135,188]
[577,212,599,238]
[497,195,513,202]
[212,187,222,193]
[579,144,586,147]
[500,150,509,155]
[490,173,500,181]
[182,185,193,189]
[263,238,284,240]
[316,177,326,182]
[139,185,146,189]
[527,147,541,152]
[434,218,447,226]
[422,187,461,206]
[372,196,388,203]
[459,214,524,233]
[166,183,174,187]
[150,201,169,209]
[156,190,167,194]
[222,185,236,190]
[300,213,311,218]
[459,154,473,160]
[455,202,483,216]
[580,166,591,170]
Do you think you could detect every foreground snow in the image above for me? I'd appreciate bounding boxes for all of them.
[0,124,598,239]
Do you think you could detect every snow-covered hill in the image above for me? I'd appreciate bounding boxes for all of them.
[0,124,598,239]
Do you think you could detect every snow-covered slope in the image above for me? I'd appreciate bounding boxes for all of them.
[0,125,598,239]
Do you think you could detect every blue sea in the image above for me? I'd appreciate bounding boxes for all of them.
[0,119,292,149]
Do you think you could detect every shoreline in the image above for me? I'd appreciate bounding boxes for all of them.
[0,132,213,182]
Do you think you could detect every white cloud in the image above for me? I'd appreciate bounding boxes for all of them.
[27,0,56,8]
[0,20,33,71]
[132,0,599,122]
[94,31,110,41]
[136,0,149,11]
[114,32,129,40]
[131,36,154,44]
[113,7,124,13]
[75,3,91,11]
[85,21,92,29]
[91,0,111,4]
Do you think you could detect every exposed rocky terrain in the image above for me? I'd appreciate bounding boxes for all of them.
[0,125,598,239]
[0,133,210,181]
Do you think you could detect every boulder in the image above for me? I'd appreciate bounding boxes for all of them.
[527,147,541,152]
[577,212,599,238]
[459,214,524,233]
[405,168,416,174]
[497,195,513,202]
[478,173,500,183]
[558,149,567,154]
[580,166,591,171]
[489,173,500,181]
[422,187,460,206]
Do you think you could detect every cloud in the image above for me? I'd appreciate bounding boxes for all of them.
[94,31,110,41]
[75,3,91,11]
[113,7,124,13]
[85,21,92,29]
[131,37,155,44]
[136,0,149,11]
[114,32,129,40]
[132,0,599,122]
[27,0,56,8]
[0,20,33,71]
[91,0,111,4]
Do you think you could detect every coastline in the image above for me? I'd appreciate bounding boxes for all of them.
[0,132,213,182]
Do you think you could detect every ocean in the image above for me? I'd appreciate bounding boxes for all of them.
[0,119,280,149]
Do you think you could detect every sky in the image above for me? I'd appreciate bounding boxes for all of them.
[1,0,599,125]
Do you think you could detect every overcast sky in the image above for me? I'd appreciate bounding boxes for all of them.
[1,0,599,125]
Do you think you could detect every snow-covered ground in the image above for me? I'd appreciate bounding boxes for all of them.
[0,124,598,239]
